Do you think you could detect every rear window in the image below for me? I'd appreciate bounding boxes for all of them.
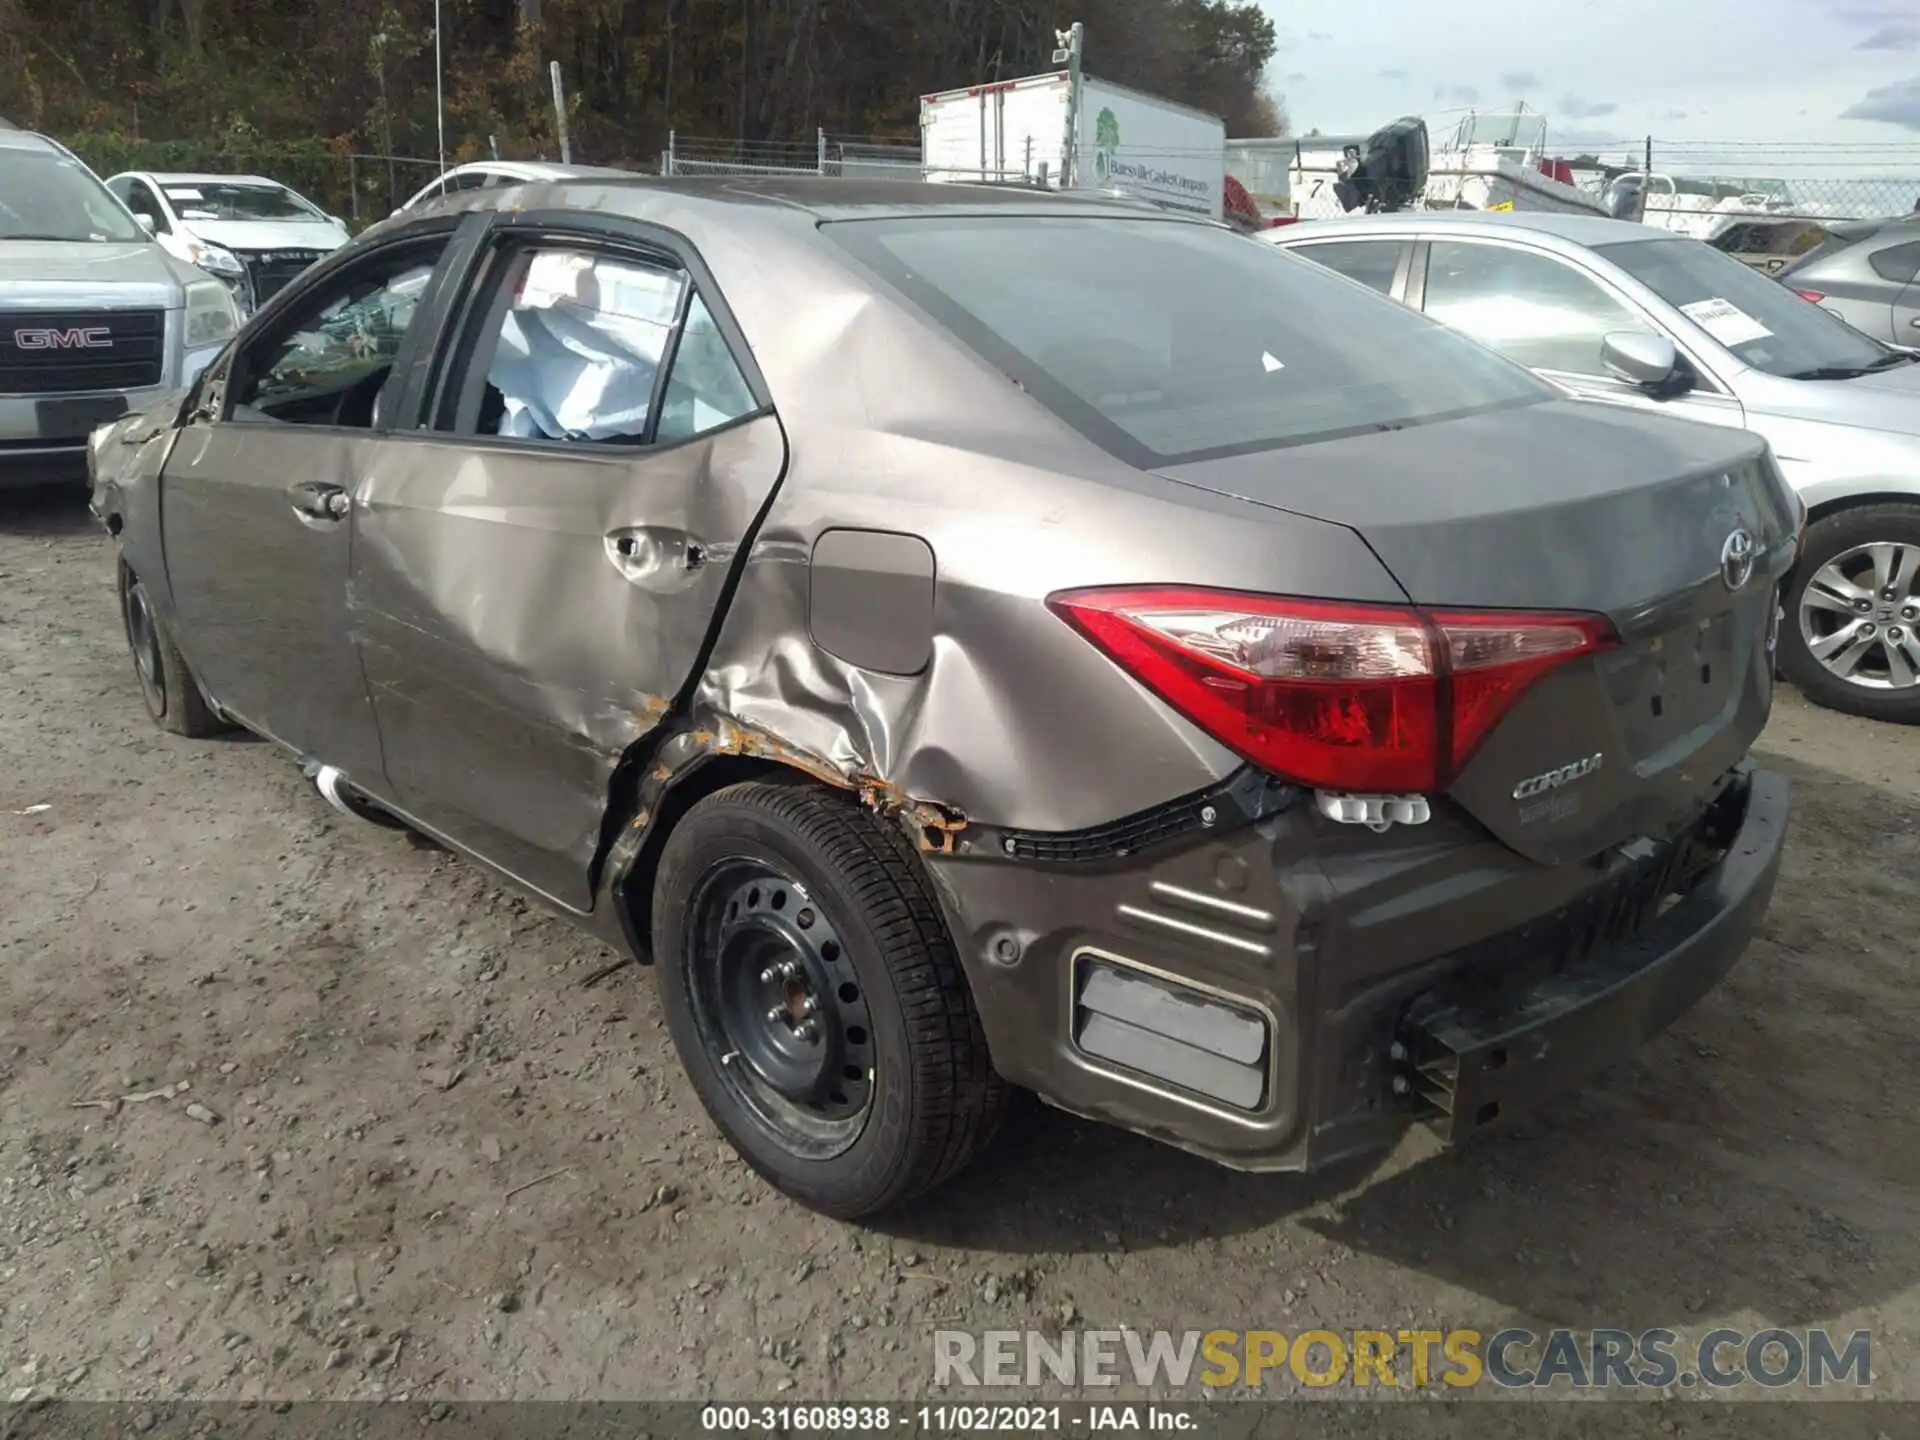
[828,214,1550,466]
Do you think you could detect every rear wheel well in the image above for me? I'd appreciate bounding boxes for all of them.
[611,755,793,960]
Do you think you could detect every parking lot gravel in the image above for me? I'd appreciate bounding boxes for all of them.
[2,487,1917,1407]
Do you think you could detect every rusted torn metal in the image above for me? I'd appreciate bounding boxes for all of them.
[701,715,968,853]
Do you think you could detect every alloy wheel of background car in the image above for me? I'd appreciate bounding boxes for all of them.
[651,781,1009,1219]
[116,559,227,739]
[1782,504,1920,724]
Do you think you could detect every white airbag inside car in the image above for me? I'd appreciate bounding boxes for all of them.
[488,251,687,441]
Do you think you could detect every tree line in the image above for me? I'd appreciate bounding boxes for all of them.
[2,0,1286,169]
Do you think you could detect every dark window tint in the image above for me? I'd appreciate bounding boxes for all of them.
[829,215,1547,467]
[123,181,171,233]
[1598,235,1890,378]
[1291,239,1402,295]
[1422,240,1654,376]
[1869,240,1920,286]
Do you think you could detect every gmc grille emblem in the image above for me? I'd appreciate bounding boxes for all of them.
[14,327,113,350]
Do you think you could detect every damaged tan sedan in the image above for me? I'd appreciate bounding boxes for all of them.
[92,177,1793,1219]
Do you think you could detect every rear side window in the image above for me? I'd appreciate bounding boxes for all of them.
[1289,239,1404,296]
[1422,240,1655,376]
[435,244,757,447]
[1869,240,1920,286]
[828,215,1547,467]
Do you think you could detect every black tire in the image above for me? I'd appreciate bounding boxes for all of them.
[1780,503,1920,725]
[117,559,225,738]
[652,780,1009,1219]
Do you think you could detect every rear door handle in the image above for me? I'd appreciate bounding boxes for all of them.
[289,481,350,522]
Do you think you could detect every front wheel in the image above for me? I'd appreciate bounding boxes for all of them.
[1780,503,1920,724]
[652,780,1009,1219]
[117,560,225,738]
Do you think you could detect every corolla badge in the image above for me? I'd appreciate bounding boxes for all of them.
[1513,753,1604,801]
[1720,528,1757,592]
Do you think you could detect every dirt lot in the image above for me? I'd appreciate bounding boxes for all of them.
[2,484,1917,1408]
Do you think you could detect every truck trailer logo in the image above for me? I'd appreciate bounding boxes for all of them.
[1094,107,1121,182]
[14,326,113,350]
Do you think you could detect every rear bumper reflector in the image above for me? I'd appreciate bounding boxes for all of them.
[1073,957,1271,1111]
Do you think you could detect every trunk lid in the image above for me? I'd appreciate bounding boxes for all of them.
[1155,399,1796,864]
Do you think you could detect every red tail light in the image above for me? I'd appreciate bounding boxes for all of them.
[1794,289,1826,304]
[1047,588,1615,793]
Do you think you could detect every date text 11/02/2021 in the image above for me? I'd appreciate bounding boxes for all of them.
[701,1407,1192,1431]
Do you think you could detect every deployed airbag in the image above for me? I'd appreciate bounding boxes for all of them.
[489,251,687,442]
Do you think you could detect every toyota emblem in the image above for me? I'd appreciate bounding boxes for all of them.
[1720,528,1756,592]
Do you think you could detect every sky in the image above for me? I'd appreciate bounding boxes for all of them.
[1254,0,1920,173]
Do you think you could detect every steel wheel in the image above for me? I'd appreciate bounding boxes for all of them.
[122,575,168,720]
[1797,540,1920,691]
[684,859,876,1160]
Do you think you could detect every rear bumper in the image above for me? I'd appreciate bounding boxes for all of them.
[929,763,1788,1172]
[1398,767,1788,1144]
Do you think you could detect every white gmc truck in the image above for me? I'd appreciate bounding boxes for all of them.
[0,124,239,488]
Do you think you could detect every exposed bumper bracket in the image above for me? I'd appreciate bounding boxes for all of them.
[1396,767,1789,1143]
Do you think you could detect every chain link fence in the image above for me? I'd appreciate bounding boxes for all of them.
[61,130,1920,231]
[659,133,920,181]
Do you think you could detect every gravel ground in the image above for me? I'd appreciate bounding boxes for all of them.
[2,486,1917,1409]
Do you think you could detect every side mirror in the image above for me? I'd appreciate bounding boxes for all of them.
[1602,330,1689,394]
[135,213,155,235]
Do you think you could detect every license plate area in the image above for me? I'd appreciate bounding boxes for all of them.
[1604,603,1756,760]
[36,395,128,440]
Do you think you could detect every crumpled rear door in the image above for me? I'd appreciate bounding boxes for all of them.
[349,237,786,912]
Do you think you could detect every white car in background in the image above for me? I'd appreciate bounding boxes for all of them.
[105,171,350,314]
[392,160,635,215]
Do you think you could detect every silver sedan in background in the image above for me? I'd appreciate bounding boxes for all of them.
[1269,211,1920,724]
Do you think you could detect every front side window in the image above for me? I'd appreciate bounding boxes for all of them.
[1290,239,1403,296]
[1421,240,1655,376]
[235,244,446,426]
[163,181,325,223]
[126,181,171,233]
[444,245,757,447]
[1598,235,1897,379]
[0,148,145,243]
[828,215,1549,466]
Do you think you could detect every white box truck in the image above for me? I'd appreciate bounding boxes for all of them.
[920,70,1227,221]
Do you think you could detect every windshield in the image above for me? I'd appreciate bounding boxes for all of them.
[0,147,145,243]
[1598,236,1893,379]
[163,181,326,223]
[830,215,1551,466]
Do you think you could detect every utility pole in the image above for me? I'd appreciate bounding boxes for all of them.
[550,61,572,164]
[433,0,446,174]
[1053,21,1084,190]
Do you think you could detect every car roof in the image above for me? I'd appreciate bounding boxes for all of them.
[461,173,1202,226]
[142,172,287,188]
[450,160,632,179]
[0,129,65,154]
[1271,209,1668,250]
